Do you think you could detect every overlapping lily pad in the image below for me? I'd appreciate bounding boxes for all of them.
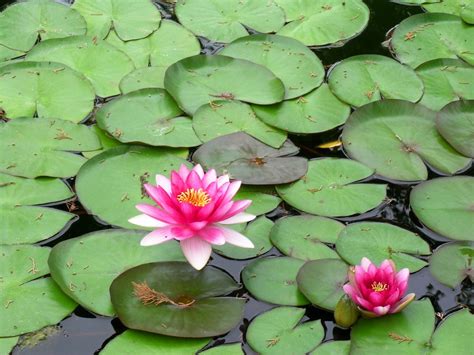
[423,0,474,24]
[110,262,245,337]
[429,242,474,288]
[311,341,351,355]
[276,158,387,217]
[410,176,474,241]
[119,67,166,93]
[193,133,308,185]
[275,0,370,46]
[336,222,430,272]
[342,100,471,181]
[0,337,18,354]
[0,61,95,122]
[164,55,285,115]
[82,125,123,159]
[0,118,100,178]
[234,185,281,215]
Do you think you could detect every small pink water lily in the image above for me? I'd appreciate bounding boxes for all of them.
[343,257,415,317]
[129,164,255,270]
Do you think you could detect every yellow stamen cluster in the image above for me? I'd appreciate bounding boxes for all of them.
[177,188,211,207]
[371,281,389,292]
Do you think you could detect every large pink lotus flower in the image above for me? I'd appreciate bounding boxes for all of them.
[343,257,415,317]
[129,164,255,270]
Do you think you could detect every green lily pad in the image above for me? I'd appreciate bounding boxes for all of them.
[110,262,245,337]
[253,84,350,134]
[275,0,370,46]
[390,13,474,68]
[423,0,474,24]
[410,176,474,241]
[436,100,474,158]
[49,229,185,317]
[416,59,474,111]
[429,308,474,354]
[429,242,474,288]
[71,0,161,41]
[220,34,324,99]
[0,0,86,53]
[328,55,424,107]
[96,88,201,147]
[175,0,285,43]
[242,257,309,306]
[0,44,24,62]
[82,125,123,159]
[336,222,431,272]
[26,36,135,97]
[0,118,100,178]
[0,61,95,123]
[0,174,74,245]
[100,330,209,355]
[311,341,351,355]
[0,337,18,354]
[192,100,286,148]
[276,158,387,217]
[193,132,308,185]
[270,215,344,260]
[297,259,348,311]
[213,216,274,260]
[234,185,281,215]
[164,55,285,115]
[246,307,324,355]
[200,343,243,355]
[119,67,166,94]
[341,100,471,181]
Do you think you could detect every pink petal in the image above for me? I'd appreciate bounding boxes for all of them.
[128,214,169,228]
[170,226,196,239]
[202,169,217,188]
[384,288,400,305]
[186,170,203,190]
[361,257,372,272]
[395,268,410,284]
[217,175,229,187]
[178,164,191,181]
[144,184,179,212]
[192,164,205,178]
[218,200,252,221]
[343,284,358,301]
[373,305,390,316]
[220,181,242,205]
[140,227,174,246]
[219,212,256,224]
[215,226,254,248]
[180,237,212,270]
[368,291,384,306]
[171,171,186,196]
[199,226,226,245]
[136,204,180,224]
[390,293,415,314]
[155,174,171,194]
[356,296,374,311]
[188,221,208,231]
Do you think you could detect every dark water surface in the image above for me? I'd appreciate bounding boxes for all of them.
[3,0,472,354]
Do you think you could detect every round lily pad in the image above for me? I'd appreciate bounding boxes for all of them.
[270,215,344,260]
[82,125,123,159]
[200,343,243,355]
[311,341,351,355]
[0,118,100,178]
[0,174,75,245]
[220,34,324,99]
[164,55,285,115]
[0,61,95,123]
[48,229,185,316]
[242,256,309,306]
[71,0,161,41]
[390,13,474,68]
[234,185,281,215]
[252,84,350,134]
[328,55,424,107]
[0,0,86,53]
[429,242,474,288]
[175,0,285,43]
[110,262,245,337]
[26,36,135,97]
[96,88,201,147]
[192,100,286,148]
[76,145,189,229]
[275,0,370,46]
[193,132,308,185]
[276,158,387,217]
[119,67,166,94]
[437,100,474,158]
[341,100,471,181]
[410,176,474,241]
[336,222,431,272]
[297,258,348,311]
[246,307,324,355]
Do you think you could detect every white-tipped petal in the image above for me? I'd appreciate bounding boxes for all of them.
[128,214,169,228]
[361,257,372,272]
[192,164,205,178]
[180,237,212,270]
[219,212,256,224]
[155,174,172,194]
[217,175,230,187]
[140,228,174,246]
[216,226,254,248]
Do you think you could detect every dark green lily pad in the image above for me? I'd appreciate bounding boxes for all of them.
[110,262,245,337]
[193,132,308,185]
[192,100,286,148]
[119,67,166,94]
[336,222,430,272]
[276,158,387,217]
[0,118,100,178]
[220,34,324,99]
[311,341,351,355]
[82,125,123,159]
[410,176,474,241]
[328,55,424,107]
[342,100,471,181]
[246,307,324,354]
[270,215,344,260]
[76,145,188,229]
[0,61,95,123]
[429,242,474,288]
[164,55,285,115]
[242,257,309,306]
[200,343,243,355]
[175,0,285,43]
[275,0,370,46]
[234,185,281,215]
[436,100,474,158]
[0,174,74,244]
[253,84,350,134]
[297,259,348,311]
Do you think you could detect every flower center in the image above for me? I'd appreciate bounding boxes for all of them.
[177,188,211,207]
[371,281,389,292]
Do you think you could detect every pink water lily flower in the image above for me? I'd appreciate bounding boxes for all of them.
[343,257,415,317]
[129,164,255,270]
